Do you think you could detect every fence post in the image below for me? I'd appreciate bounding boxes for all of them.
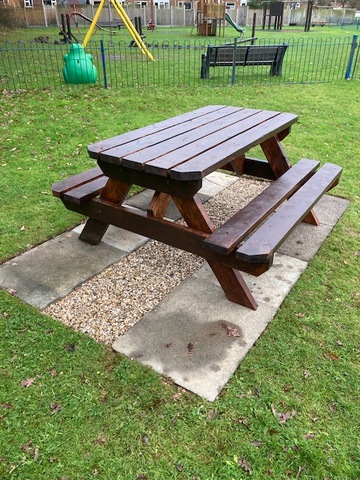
[100,40,108,89]
[345,35,358,80]
[231,37,238,86]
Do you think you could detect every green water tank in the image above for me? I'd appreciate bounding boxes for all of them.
[63,44,97,85]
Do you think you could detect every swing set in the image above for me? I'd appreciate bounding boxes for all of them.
[82,0,154,61]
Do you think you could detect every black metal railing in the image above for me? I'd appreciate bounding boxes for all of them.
[0,35,358,92]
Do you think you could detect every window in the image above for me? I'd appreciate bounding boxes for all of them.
[24,0,33,7]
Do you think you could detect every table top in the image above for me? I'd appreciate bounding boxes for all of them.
[88,105,298,181]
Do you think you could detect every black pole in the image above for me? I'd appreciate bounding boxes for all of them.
[252,13,256,44]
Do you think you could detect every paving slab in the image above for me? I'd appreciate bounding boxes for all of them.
[278,195,350,261]
[73,224,148,253]
[113,277,276,402]
[0,231,126,309]
[193,253,307,310]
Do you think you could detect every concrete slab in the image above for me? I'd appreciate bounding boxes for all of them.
[201,171,238,196]
[113,277,276,402]
[193,253,307,310]
[73,224,148,253]
[278,195,350,262]
[0,231,126,309]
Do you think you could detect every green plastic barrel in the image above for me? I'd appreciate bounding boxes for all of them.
[63,44,97,85]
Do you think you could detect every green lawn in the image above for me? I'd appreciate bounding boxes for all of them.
[0,80,359,479]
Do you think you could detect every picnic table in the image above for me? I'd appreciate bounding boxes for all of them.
[52,105,342,310]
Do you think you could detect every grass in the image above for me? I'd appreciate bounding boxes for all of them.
[0,80,359,479]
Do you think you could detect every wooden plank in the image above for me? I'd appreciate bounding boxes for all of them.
[62,176,108,205]
[98,160,202,199]
[122,108,260,171]
[236,163,342,264]
[87,105,226,159]
[52,167,103,198]
[170,112,298,180]
[100,106,242,166]
[143,110,283,179]
[63,197,271,276]
[203,159,320,255]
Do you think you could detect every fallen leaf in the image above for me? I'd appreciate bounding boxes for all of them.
[237,457,252,474]
[271,404,298,424]
[328,403,336,413]
[220,321,241,337]
[50,402,61,414]
[324,352,339,361]
[64,343,76,352]
[335,340,343,346]
[20,378,35,388]
[49,369,57,377]
[92,434,106,445]
[187,343,194,353]
[303,369,311,379]
[142,435,149,445]
[295,312,305,318]
[207,408,217,420]
[251,440,263,447]
[304,432,315,440]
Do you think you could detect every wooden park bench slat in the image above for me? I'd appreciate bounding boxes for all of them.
[235,162,342,265]
[170,112,297,180]
[142,110,283,178]
[62,176,108,205]
[111,106,248,169]
[203,158,320,255]
[87,105,226,160]
[52,167,104,198]
[201,43,288,79]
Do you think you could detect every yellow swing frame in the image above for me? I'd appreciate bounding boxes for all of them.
[82,0,154,62]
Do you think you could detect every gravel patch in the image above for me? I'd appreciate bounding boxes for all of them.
[43,176,269,344]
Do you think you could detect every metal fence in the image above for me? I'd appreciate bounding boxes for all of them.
[0,35,358,92]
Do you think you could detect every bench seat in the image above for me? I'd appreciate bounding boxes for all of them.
[52,166,107,205]
[203,159,342,270]
[201,43,288,79]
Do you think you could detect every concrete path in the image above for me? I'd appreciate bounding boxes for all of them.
[0,172,349,401]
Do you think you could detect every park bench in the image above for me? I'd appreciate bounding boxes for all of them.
[201,43,288,79]
[203,159,342,267]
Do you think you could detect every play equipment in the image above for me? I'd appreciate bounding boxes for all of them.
[82,0,154,61]
[225,12,246,34]
[63,43,98,84]
[59,13,79,44]
[262,1,285,30]
[70,11,122,35]
[195,0,246,37]
[196,0,226,36]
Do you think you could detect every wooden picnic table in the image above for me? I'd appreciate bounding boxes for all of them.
[52,105,342,309]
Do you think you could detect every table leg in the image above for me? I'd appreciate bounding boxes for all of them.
[261,136,319,225]
[79,178,132,244]
[147,192,171,218]
[172,194,258,309]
